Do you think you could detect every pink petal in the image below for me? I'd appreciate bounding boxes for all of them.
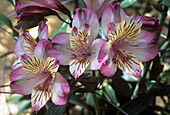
[10,67,25,82]
[98,42,110,64]
[100,57,117,77]
[31,77,52,111]
[119,30,158,62]
[84,0,115,17]
[34,39,51,60]
[69,58,90,78]
[12,58,22,70]
[38,21,48,40]
[102,2,127,35]
[72,8,99,44]
[51,73,70,105]
[51,33,73,65]
[13,37,25,57]
[89,38,106,70]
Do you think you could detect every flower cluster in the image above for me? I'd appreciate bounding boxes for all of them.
[10,0,160,111]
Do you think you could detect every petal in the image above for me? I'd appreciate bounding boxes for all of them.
[34,39,51,60]
[114,51,141,77]
[72,8,99,44]
[100,57,117,77]
[119,30,158,62]
[31,76,52,111]
[51,73,70,105]
[21,54,44,73]
[10,67,25,82]
[69,58,90,78]
[12,58,22,70]
[10,71,47,95]
[38,21,48,40]
[13,37,25,57]
[89,38,106,70]
[102,2,127,35]
[98,42,110,64]
[51,33,73,65]
[45,57,59,76]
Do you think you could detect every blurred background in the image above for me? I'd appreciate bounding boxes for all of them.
[0,0,170,115]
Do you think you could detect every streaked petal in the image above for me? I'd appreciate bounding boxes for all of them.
[45,57,59,76]
[51,73,70,105]
[31,77,52,111]
[38,21,48,40]
[21,54,44,73]
[102,2,127,35]
[72,8,99,44]
[69,58,90,78]
[12,58,22,70]
[89,38,106,70]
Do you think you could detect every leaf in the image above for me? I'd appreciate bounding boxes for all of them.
[0,13,17,35]
[120,0,137,8]
[161,0,170,7]
[50,18,70,39]
[86,93,94,106]
[103,84,119,106]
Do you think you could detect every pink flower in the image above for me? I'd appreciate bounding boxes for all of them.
[98,3,159,77]
[15,0,71,23]
[49,8,105,78]
[84,0,115,17]
[141,16,162,33]
[10,22,70,111]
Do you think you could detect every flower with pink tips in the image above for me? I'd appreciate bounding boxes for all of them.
[98,3,159,77]
[49,8,105,78]
[10,22,70,111]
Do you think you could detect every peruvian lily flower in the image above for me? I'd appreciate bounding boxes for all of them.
[84,0,114,17]
[141,16,162,33]
[10,22,70,111]
[12,21,49,70]
[98,3,159,77]
[15,0,71,24]
[49,8,105,78]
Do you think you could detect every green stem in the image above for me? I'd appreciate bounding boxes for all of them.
[92,94,99,115]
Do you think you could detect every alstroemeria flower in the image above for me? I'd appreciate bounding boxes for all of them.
[15,0,71,24]
[12,21,48,70]
[98,3,159,77]
[141,16,162,33]
[84,0,114,17]
[10,39,70,111]
[49,8,105,78]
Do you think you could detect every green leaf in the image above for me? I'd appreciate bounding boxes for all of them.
[86,93,94,106]
[50,18,70,39]
[161,0,170,7]
[120,0,137,8]
[103,84,119,106]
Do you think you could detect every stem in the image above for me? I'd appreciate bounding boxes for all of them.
[0,26,13,36]
[55,12,70,25]
[0,85,9,88]
[0,92,13,94]
[92,94,99,115]
[95,92,128,115]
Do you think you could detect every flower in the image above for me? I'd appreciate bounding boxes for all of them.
[10,22,70,111]
[141,16,162,33]
[49,8,105,78]
[98,3,159,77]
[12,21,48,70]
[15,0,71,24]
[84,0,114,17]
